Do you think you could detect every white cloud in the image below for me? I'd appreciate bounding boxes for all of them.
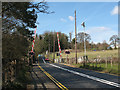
[111,6,119,15]
[86,26,117,44]
[68,16,74,21]
[60,18,67,22]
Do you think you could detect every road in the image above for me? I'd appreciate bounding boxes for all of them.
[37,57,120,89]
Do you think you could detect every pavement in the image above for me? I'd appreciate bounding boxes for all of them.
[27,64,59,90]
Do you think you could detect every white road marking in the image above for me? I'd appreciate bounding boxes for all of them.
[42,59,46,63]
[49,64,120,88]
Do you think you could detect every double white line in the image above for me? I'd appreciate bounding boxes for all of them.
[49,64,120,88]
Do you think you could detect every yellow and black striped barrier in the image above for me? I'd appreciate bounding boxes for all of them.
[38,65,68,90]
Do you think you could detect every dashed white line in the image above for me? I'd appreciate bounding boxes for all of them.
[49,64,120,88]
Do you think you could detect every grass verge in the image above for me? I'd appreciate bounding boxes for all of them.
[71,63,119,76]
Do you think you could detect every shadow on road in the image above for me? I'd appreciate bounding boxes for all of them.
[29,66,47,90]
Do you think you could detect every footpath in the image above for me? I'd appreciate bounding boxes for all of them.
[27,64,59,90]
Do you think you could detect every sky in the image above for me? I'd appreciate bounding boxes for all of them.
[36,2,118,44]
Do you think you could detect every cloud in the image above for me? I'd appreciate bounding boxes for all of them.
[68,16,74,21]
[60,18,67,22]
[86,26,117,43]
[111,6,119,15]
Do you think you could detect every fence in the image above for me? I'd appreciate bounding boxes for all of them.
[2,57,29,88]
[57,56,118,69]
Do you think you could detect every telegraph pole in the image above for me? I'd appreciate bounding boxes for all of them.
[53,30,55,63]
[69,32,72,43]
[75,10,77,64]
[49,36,50,53]
[69,32,72,49]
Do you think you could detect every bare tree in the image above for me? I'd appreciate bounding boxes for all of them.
[109,35,119,49]
[77,32,91,43]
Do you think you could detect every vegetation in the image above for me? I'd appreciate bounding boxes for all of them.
[109,35,119,49]
[35,31,119,56]
[2,1,51,89]
[34,32,69,57]
[48,49,119,75]
[2,1,119,89]
[62,49,118,59]
[71,63,119,75]
[49,49,118,60]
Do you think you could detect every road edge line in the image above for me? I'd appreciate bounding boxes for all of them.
[50,64,120,88]
[38,65,68,90]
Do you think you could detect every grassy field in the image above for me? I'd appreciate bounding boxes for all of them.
[63,49,118,59]
[49,49,118,60]
[48,49,119,75]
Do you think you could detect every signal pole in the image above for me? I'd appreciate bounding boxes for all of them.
[75,10,77,64]
[84,26,86,56]
[81,22,86,66]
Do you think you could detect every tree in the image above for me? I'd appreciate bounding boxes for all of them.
[34,37,44,57]
[109,35,119,49]
[2,1,51,88]
[39,35,43,40]
[102,40,109,50]
[59,33,68,50]
[2,1,52,32]
[77,32,91,43]
[71,38,75,49]
[2,1,51,60]
[77,32,91,51]
[34,32,69,55]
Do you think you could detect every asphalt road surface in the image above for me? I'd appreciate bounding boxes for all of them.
[38,57,120,89]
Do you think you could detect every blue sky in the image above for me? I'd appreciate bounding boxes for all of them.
[36,2,118,44]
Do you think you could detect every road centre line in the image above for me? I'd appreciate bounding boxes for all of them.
[38,65,68,90]
[49,64,120,88]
